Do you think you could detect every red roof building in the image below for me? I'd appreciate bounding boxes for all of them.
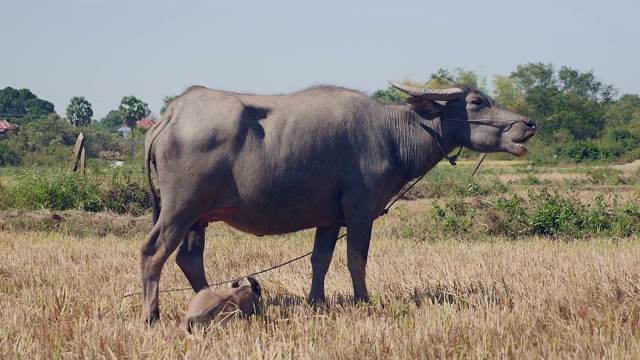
[0,120,17,134]
[137,118,155,129]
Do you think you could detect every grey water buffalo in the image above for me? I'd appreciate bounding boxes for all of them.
[140,80,536,323]
[181,276,261,333]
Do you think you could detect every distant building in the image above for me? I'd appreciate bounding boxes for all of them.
[117,119,155,137]
[137,118,155,129]
[0,120,18,134]
[117,124,131,138]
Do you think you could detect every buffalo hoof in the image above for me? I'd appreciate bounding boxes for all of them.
[145,310,160,325]
[307,297,328,310]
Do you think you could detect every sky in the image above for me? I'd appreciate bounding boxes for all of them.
[4,0,639,120]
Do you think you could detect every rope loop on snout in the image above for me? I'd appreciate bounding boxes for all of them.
[442,117,528,124]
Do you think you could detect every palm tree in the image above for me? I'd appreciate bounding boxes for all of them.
[66,96,93,127]
[117,96,151,154]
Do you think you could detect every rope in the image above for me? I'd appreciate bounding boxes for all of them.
[380,173,427,216]
[433,117,528,163]
[123,174,427,298]
[123,249,325,297]
[442,118,526,123]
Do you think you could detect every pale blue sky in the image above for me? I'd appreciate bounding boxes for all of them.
[4,0,639,120]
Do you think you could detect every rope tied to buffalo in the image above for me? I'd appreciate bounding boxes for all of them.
[123,171,429,298]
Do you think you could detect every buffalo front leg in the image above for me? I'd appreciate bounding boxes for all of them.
[308,225,341,305]
[176,222,209,293]
[346,218,374,303]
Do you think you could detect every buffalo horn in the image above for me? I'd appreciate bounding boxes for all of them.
[387,80,466,101]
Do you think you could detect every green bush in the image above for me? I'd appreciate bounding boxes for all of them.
[429,198,474,234]
[526,190,585,236]
[556,139,612,162]
[0,166,150,215]
[0,169,102,211]
[0,141,21,166]
[488,190,640,238]
[100,167,150,216]
[490,194,528,237]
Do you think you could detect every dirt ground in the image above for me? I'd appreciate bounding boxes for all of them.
[611,159,640,172]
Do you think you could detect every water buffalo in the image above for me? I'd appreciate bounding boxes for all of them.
[140,80,536,323]
[181,276,261,333]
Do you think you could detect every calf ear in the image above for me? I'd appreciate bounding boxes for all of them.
[407,97,443,119]
[247,276,261,297]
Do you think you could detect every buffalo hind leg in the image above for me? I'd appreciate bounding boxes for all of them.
[176,222,209,293]
[140,218,190,324]
[308,225,341,305]
[346,218,374,304]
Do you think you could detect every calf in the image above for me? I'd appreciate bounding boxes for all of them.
[181,276,261,333]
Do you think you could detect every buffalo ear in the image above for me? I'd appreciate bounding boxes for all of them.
[406,97,443,119]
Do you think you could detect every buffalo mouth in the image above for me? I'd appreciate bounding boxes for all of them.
[510,132,536,155]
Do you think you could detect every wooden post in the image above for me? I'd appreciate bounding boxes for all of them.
[79,145,86,175]
[470,153,487,176]
[69,132,85,173]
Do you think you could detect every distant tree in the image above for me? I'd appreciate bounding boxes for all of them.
[22,113,75,152]
[0,87,55,124]
[117,96,150,129]
[66,96,93,127]
[557,66,616,102]
[606,94,640,129]
[0,141,21,166]
[368,63,636,163]
[598,94,640,159]
[81,127,124,159]
[0,113,77,166]
[117,96,150,154]
[160,95,179,116]
[372,68,485,104]
[509,62,557,91]
[0,87,27,117]
[492,74,525,110]
[97,110,124,133]
[426,68,455,88]
[452,67,488,92]
[492,62,616,144]
[372,87,404,104]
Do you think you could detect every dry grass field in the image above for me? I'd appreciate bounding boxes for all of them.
[2,161,640,359]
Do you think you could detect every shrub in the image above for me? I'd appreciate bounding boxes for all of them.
[0,169,102,211]
[0,166,150,215]
[526,190,585,236]
[486,190,640,238]
[100,167,150,216]
[429,198,474,234]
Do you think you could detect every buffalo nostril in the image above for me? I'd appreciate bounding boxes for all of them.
[525,120,537,129]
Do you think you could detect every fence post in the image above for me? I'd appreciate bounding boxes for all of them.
[470,153,487,176]
[69,132,86,173]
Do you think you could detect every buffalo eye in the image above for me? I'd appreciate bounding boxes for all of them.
[470,98,483,106]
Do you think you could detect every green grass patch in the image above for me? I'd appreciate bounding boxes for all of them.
[0,166,150,215]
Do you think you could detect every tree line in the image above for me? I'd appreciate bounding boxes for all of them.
[0,90,177,166]
[1,62,639,167]
[373,62,640,164]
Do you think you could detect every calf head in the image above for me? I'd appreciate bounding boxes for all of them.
[181,276,262,333]
[388,81,537,157]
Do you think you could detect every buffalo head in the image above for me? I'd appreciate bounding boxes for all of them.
[388,81,537,157]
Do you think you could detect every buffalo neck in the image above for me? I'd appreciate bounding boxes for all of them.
[383,104,459,182]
